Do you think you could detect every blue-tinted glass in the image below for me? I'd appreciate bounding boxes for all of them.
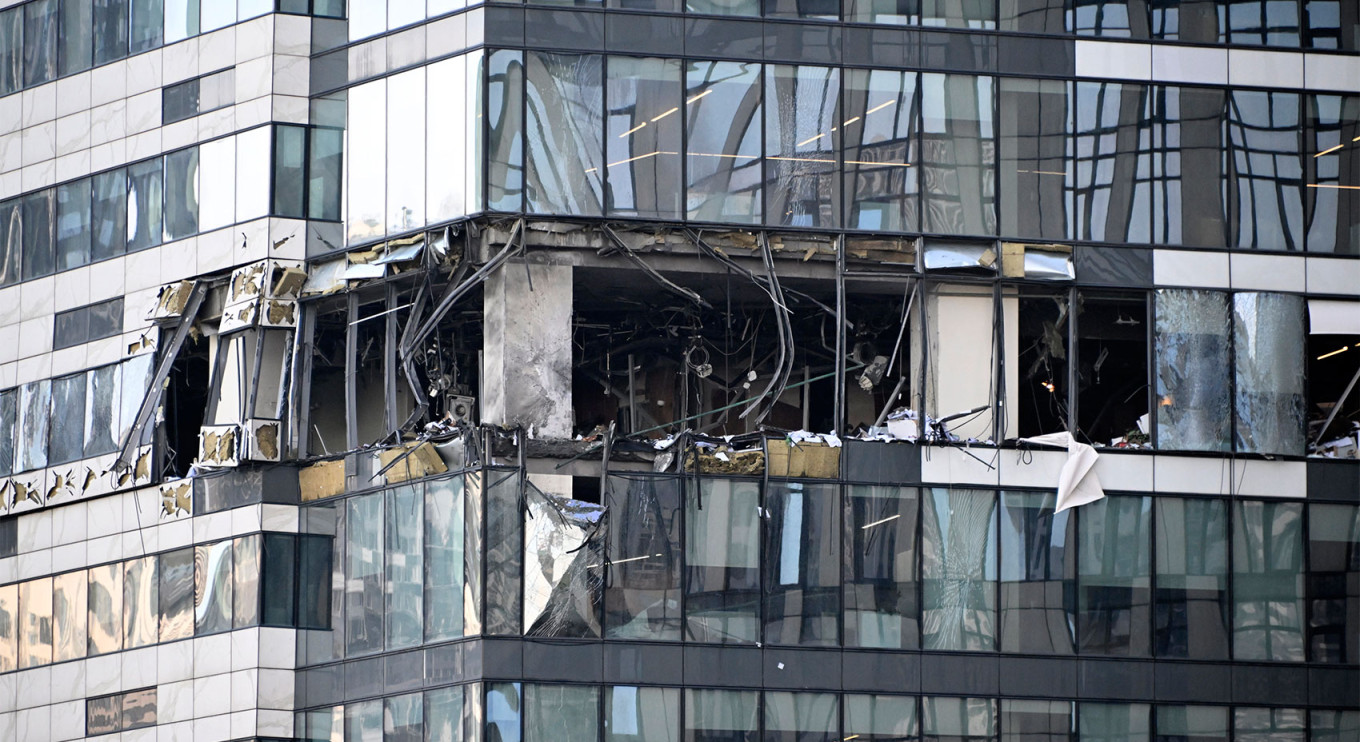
[56,178,92,271]
[23,0,59,88]
[21,190,55,281]
[127,158,163,251]
[59,0,93,76]
[130,0,163,53]
[91,168,127,261]
[93,0,130,65]
[0,9,20,96]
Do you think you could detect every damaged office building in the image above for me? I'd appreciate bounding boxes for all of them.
[0,1,1359,740]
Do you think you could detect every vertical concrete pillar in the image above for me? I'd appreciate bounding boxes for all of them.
[482,260,574,438]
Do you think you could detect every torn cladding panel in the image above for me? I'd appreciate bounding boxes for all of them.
[523,485,606,638]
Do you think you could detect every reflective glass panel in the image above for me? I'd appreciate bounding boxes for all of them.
[387,485,424,649]
[606,56,683,221]
[0,199,20,286]
[21,189,56,281]
[1155,290,1232,452]
[202,0,233,30]
[486,471,523,635]
[92,0,130,66]
[1233,293,1306,455]
[844,694,917,742]
[87,563,123,655]
[388,68,427,233]
[1310,710,1360,742]
[163,0,198,43]
[158,547,194,641]
[1151,86,1229,248]
[234,534,261,628]
[765,64,840,228]
[347,79,387,243]
[1077,495,1152,656]
[922,488,997,651]
[346,493,384,653]
[999,491,1075,654]
[526,685,598,742]
[310,127,344,222]
[426,685,467,742]
[999,78,1069,241]
[195,539,234,634]
[237,126,271,221]
[127,157,164,252]
[1001,0,1067,32]
[686,478,761,643]
[1002,700,1072,742]
[844,485,919,650]
[1234,707,1304,742]
[163,147,199,241]
[52,570,87,662]
[427,55,468,224]
[525,52,604,216]
[129,0,162,53]
[0,585,14,672]
[263,532,297,626]
[922,0,995,27]
[1070,81,1151,243]
[1305,94,1360,255]
[1305,0,1360,50]
[1080,703,1151,742]
[764,481,839,646]
[487,683,523,742]
[923,697,997,742]
[0,390,15,476]
[0,9,20,96]
[1226,0,1300,45]
[23,0,58,88]
[425,476,465,642]
[842,68,918,232]
[198,136,235,231]
[1151,0,1225,42]
[604,474,682,640]
[347,698,384,742]
[764,691,837,741]
[487,50,525,212]
[18,380,51,472]
[606,686,679,742]
[1154,706,1228,742]
[91,168,127,262]
[124,555,158,648]
[686,689,757,742]
[48,372,87,465]
[466,52,485,217]
[921,74,995,236]
[1232,500,1305,661]
[845,0,916,23]
[19,577,53,668]
[1154,498,1229,659]
[56,177,92,271]
[1227,91,1303,250]
[1307,503,1360,663]
[686,60,763,224]
[386,692,424,742]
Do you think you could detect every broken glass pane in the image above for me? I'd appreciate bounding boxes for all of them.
[84,363,120,457]
[1233,292,1306,456]
[921,487,997,651]
[524,486,605,638]
[119,352,156,448]
[1155,289,1231,452]
[18,380,51,472]
[604,474,681,641]
[525,51,604,217]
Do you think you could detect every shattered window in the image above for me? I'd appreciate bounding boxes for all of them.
[921,73,996,237]
[525,51,604,217]
[686,60,763,224]
[1080,703,1151,742]
[1154,498,1230,660]
[998,491,1076,655]
[1155,289,1231,452]
[606,56,684,221]
[1077,495,1152,657]
[524,486,605,638]
[603,474,682,641]
[48,372,88,465]
[1232,500,1305,662]
[685,478,761,643]
[765,64,840,228]
[764,480,839,646]
[1307,503,1360,663]
[844,485,919,649]
[1232,292,1306,456]
[921,487,997,651]
[844,693,918,741]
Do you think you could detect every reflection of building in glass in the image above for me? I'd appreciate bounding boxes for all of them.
[0,0,1356,739]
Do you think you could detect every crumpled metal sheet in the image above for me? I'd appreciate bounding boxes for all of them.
[1233,293,1306,456]
[523,486,606,638]
[1156,290,1231,452]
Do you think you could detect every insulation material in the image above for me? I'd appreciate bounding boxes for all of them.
[767,439,841,478]
[523,488,606,638]
[1155,290,1232,452]
[160,481,191,517]
[377,442,448,484]
[219,300,259,334]
[1233,293,1306,456]
[299,459,346,502]
[229,259,306,302]
[198,424,240,467]
[151,281,197,319]
[262,300,297,327]
[244,419,282,462]
[1308,299,1360,335]
[1017,432,1105,512]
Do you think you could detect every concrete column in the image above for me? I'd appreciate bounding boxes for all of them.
[482,260,574,438]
